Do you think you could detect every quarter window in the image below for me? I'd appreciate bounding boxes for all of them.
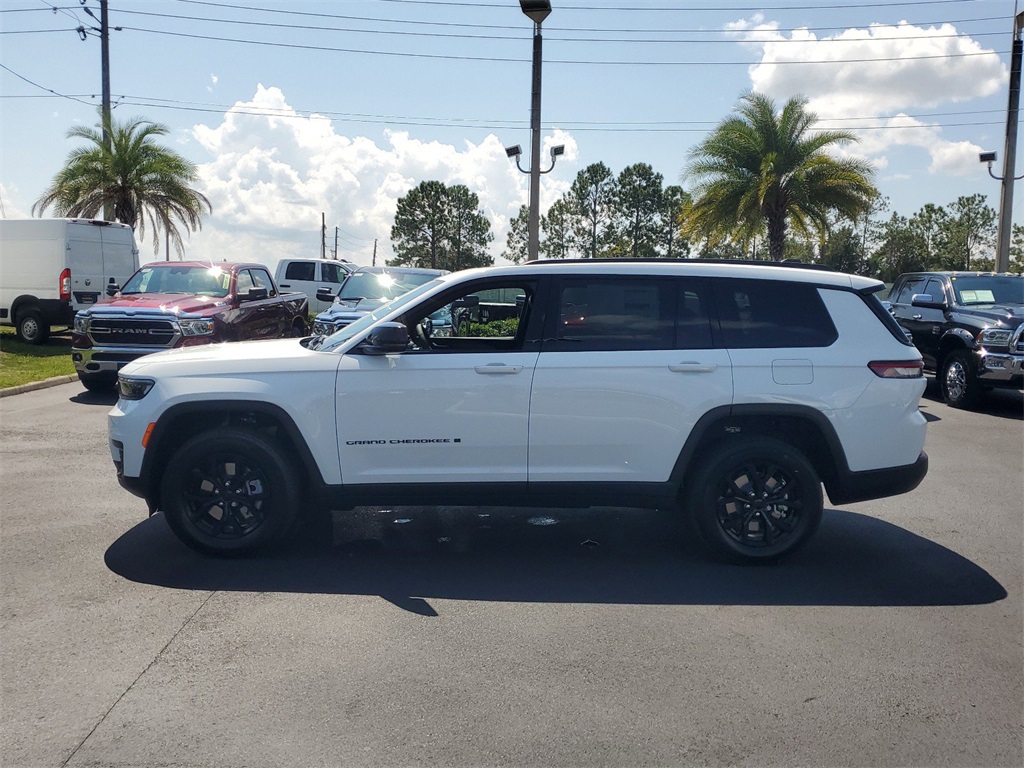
[713,279,838,349]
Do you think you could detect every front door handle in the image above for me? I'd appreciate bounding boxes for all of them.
[669,362,718,373]
[911,314,922,320]
[474,364,523,375]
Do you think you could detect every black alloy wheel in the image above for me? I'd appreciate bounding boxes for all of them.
[160,428,299,556]
[687,437,823,564]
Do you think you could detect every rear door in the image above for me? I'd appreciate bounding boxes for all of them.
[98,224,138,295]
[65,222,105,310]
[528,276,732,483]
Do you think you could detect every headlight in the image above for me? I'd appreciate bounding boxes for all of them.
[313,321,335,335]
[179,318,215,336]
[74,315,89,334]
[978,327,1012,348]
[117,376,155,400]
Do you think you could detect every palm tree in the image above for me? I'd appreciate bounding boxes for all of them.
[33,114,211,258]
[683,93,876,261]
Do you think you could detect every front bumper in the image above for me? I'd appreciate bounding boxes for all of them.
[976,351,1024,389]
[73,344,156,375]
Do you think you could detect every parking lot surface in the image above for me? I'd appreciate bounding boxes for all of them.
[1,381,1021,767]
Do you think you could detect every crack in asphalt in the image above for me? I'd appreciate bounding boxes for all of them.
[60,590,219,768]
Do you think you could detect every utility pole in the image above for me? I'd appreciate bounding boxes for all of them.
[334,226,339,260]
[78,1,114,221]
[321,212,326,259]
[995,11,1024,273]
[372,239,378,266]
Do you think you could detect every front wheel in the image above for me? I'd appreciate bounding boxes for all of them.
[940,350,982,409]
[685,437,823,564]
[160,428,299,556]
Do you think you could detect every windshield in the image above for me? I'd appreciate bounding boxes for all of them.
[951,276,1024,306]
[121,265,231,298]
[317,278,444,352]
[338,271,437,302]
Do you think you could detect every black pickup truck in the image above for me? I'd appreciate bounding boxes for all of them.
[888,271,1023,408]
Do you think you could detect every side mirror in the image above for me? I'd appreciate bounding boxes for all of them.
[105,283,120,297]
[316,287,337,302]
[355,322,409,355]
[910,293,945,310]
[244,287,269,302]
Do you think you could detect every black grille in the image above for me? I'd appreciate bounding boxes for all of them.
[89,318,177,347]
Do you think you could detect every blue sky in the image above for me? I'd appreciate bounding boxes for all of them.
[0,0,1019,268]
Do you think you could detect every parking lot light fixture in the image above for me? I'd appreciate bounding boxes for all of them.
[519,0,552,261]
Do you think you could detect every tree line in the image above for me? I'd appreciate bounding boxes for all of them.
[30,101,1024,276]
[389,94,1023,276]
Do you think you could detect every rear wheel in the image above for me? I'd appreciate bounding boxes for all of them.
[16,309,49,344]
[160,428,299,556]
[940,350,982,409]
[686,437,823,564]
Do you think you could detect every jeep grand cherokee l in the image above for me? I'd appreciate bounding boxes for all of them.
[108,260,928,563]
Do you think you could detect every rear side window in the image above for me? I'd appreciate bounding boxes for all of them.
[285,261,316,281]
[712,279,838,349]
[544,277,712,351]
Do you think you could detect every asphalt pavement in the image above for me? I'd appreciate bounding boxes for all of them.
[1,380,1021,767]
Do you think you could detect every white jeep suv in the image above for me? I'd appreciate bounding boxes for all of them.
[109,260,928,563]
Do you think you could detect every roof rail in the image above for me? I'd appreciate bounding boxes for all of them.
[523,257,835,272]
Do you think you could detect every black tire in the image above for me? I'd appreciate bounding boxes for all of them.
[78,372,117,392]
[685,437,823,564]
[940,350,982,409]
[15,309,49,345]
[160,427,299,556]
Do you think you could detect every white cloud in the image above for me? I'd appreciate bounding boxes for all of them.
[0,184,32,218]
[185,85,574,270]
[726,18,1007,179]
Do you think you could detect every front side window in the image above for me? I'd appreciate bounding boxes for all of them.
[403,281,536,352]
[251,268,277,297]
[922,278,946,304]
[322,263,348,283]
[892,277,926,305]
[236,270,256,295]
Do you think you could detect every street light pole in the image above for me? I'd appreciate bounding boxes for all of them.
[519,1,552,262]
[995,11,1024,272]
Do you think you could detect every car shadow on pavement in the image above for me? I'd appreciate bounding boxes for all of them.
[105,506,1007,614]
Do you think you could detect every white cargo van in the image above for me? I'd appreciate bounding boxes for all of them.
[274,257,355,314]
[0,218,139,343]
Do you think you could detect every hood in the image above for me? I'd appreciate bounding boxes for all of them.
[317,297,385,320]
[120,337,316,376]
[957,303,1024,325]
[86,293,230,315]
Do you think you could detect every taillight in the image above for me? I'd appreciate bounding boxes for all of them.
[59,268,71,301]
[868,360,924,379]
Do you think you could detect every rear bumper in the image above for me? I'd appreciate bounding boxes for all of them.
[825,451,929,506]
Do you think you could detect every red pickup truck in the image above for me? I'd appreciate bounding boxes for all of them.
[71,261,308,391]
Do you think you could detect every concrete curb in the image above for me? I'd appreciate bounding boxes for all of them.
[0,374,79,398]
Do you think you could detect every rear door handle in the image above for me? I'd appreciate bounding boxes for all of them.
[669,362,718,373]
[474,364,523,375]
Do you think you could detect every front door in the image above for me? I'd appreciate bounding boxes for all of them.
[336,277,541,485]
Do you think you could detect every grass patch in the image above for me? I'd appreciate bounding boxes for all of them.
[0,326,76,389]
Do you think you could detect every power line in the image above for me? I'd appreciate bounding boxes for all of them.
[4,6,1006,44]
